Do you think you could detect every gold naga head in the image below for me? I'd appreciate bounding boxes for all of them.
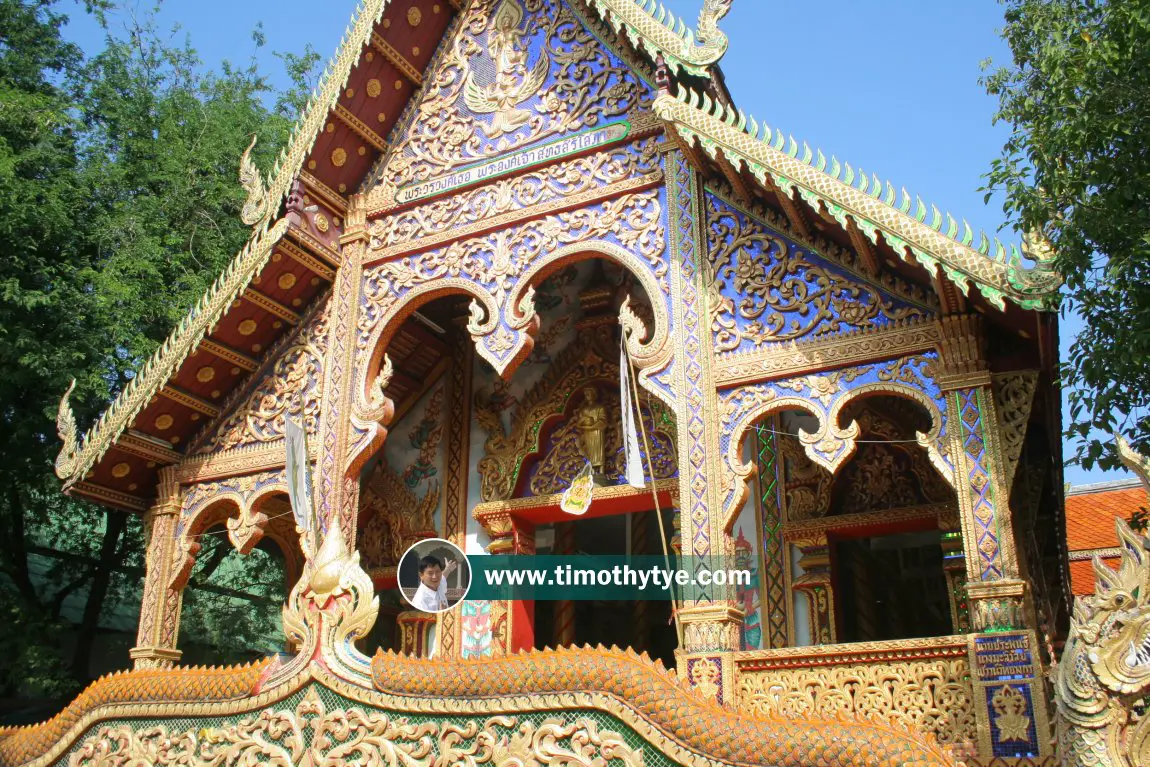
[1077,437,1150,697]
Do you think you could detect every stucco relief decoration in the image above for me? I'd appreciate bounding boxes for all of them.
[380,0,652,191]
[474,322,675,502]
[203,302,330,452]
[360,463,440,572]
[369,137,663,247]
[704,194,932,356]
[718,353,954,524]
[353,191,671,471]
[169,469,290,589]
[526,386,676,496]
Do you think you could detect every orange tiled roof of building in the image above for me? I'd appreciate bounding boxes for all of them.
[1064,478,1144,595]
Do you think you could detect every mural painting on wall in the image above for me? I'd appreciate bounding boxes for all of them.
[359,380,448,573]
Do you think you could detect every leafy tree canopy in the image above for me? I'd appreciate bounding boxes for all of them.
[0,0,316,702]
[983,0,1150,469]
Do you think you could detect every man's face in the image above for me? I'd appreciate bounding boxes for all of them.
[420,565,443,590]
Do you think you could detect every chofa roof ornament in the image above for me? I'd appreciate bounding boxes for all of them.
[586,0,734,77]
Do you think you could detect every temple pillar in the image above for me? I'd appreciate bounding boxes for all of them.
[553,521,576,647]
[130,467,184,669]
[755,418,789,649]
[436,312,474,660]
[316,190,369,544]
[790,534,836,645]
[940,518,972,634]
[483,512,535,654]
[667,149,740,704]
[937,315,1028,631]
[939,316,1053,760]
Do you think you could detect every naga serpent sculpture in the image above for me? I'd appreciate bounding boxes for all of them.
[1054,439,1150,766]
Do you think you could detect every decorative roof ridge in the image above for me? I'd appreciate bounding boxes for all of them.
[654,84,1063,311]
[582,0,732,77]
[1065,477,1144,497]
[53,0,397,489]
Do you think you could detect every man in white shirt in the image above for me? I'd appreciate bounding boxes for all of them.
[411,555,458,612]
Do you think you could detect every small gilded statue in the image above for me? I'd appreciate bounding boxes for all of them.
[573,387,608,474]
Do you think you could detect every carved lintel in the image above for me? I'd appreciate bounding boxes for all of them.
[936,314,989,390]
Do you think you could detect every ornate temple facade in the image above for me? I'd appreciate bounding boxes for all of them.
[5,1,1120,765]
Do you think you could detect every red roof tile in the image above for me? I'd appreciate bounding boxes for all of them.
[1068,557,1120,596]
[1065,487,1145,551]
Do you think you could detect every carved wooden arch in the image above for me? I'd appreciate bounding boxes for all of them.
[170,497,240,590]
[169,473,291,590]
[720,396,826,533]
[510,242,673,383]
[351,233,677,477]
[719,356,954,532]
[349,279,495,478]
[828,384,955,490]
[476,321,677,503]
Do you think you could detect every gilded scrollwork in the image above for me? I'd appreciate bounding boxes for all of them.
[474,323,674,502]
[527,389,676,496]
[991,370,1038,492]
[705,194,930,355]
[354,191,671,465]
[369,137,662,239]
[737,658,977,748]
[359,463,440,572]
[169,469,290,589]
[718,353,954,526]
[202,302,330,453]
[380,0,652,191]
[67,689,646,767]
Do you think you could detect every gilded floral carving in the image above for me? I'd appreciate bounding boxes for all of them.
[380,0,651,190]
[202,302,330,452]
[369,138,661,246]
[356,190,668,394]
[705,194,929,354]
[737,659,977,748]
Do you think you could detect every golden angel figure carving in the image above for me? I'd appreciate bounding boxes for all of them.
[463,0,550,139]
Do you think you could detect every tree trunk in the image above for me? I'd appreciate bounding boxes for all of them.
[1,477,39,607]
[70,509,127,683]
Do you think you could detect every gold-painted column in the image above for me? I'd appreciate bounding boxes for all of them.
[315,193,369,545]
[790,534,836,645]
[937,315,1029,632]
[553,521,576,647]
[129,467,185,669]
[437,314,474,660]
[667,148,740,705]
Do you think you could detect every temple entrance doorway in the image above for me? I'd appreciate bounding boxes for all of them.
[532,508,678,668]
[832,528,951,643]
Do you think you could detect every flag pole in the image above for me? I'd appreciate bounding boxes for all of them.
[621,328,684,651]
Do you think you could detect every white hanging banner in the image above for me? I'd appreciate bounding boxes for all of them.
[620,339,646,488]
[285,417,314,552]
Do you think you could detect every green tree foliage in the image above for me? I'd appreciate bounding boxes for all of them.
[0,0,316,702]
[983,0,1150,469]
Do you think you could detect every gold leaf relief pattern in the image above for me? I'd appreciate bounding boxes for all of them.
[369,138,661,248]
[737,659,977,748]
[528,396,676,496]
[705,196,928,352]
[382,0,651,190]
[357,191,666,353]
[202,303,331,452]
[67,687,645,767]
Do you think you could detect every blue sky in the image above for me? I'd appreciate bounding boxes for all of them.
[59,0,1126,486]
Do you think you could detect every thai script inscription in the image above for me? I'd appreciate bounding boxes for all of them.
[395,123,629,204]
[974,633,1035,681]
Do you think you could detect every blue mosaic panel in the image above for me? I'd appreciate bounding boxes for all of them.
[704,193,934,357]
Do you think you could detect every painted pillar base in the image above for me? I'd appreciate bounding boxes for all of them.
[129,646,183,670]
